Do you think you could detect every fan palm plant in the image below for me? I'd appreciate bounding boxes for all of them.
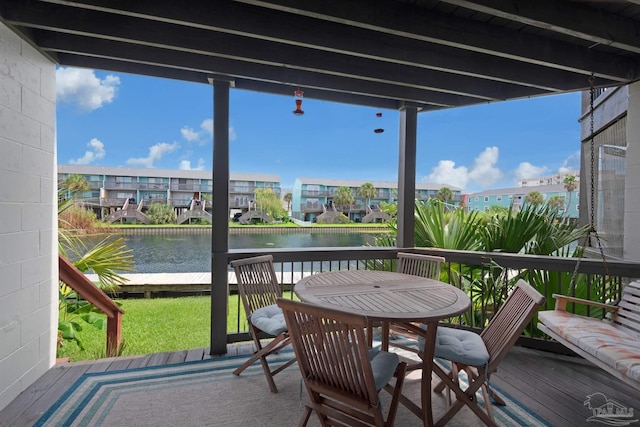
[58,191,134,351]
[374,199,590,329]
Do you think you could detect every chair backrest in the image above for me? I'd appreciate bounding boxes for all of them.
[397,252,445,280]
[480,279,545,371]
[277,298,382,417]
[230,255,281,318]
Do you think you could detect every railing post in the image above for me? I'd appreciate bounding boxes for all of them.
[106,311,122,357]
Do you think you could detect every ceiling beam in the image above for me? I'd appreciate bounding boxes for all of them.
[38,32,479,108]
[56,53,412,110]
[35,0,638,84]
[440,0,640,54]
[236,0,639,82]
[5,3,575,102]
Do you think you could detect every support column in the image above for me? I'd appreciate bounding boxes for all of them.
[210,78,232,355]
[397,105,418,249]
[624,81,640,261]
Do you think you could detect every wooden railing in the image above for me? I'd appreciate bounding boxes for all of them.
[58,255,124,357]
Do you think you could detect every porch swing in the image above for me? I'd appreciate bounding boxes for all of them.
[537,78,640,391]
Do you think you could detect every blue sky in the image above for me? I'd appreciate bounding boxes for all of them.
[56,67,582,194]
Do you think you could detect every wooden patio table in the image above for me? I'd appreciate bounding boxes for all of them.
[294,269,471,427]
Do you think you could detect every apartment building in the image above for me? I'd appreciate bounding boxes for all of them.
[466,184,579,218]
[517,171,580,187]
[291,177,461,222]
[58,165,280,218]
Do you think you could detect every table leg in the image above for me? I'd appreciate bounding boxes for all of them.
[381,321,390,351]
[421,321,438,427]
[366,320,374,348]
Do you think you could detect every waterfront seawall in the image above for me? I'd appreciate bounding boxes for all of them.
[101,226,389,235]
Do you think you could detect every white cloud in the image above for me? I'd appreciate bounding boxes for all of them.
[199,119,236,141]
[178,158,205,170]
[56,67,120,111]
[181,126,200,142]
[200,119,213,135]
[425,146,502,190]
[467,146,503,186]
[513,162,548,180]
[426,160,469,189]
[69,138,106,165]
[126,142,179,168]
[559,150,581,173]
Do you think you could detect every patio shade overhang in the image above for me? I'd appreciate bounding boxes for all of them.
[2,0,640,111]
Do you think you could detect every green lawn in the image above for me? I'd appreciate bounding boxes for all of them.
[57,293,294,362]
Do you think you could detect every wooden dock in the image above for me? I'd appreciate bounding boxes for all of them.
[86,271,311,298]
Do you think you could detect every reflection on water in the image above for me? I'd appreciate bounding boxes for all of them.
[118,232,377,273]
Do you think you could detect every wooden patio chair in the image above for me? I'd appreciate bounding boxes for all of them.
[417,279,545,427]
[277,298,408,427]
[229,255,296,393]
[383,252,446,352]
[397,252,445,279]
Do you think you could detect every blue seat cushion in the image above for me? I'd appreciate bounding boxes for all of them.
[367,348,400,390]
[418,326,490,367]
[250,304,287,336]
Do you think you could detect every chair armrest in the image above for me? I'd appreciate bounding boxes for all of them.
[552,294,619,312]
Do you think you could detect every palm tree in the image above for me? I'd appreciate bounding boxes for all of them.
[283,192,292,212]
[563,174,577,220]
[358,182,376,210]
[61,173,90,200]
[547,195,565,211]
[435,187,454,204]
[333,186,354,210]
[525,190,544,206]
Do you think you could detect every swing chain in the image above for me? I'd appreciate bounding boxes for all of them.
[568,73,609,294]
[589,73,596,235]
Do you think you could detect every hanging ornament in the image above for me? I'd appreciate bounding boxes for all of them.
[374,112,384,133]
[293,89,304,116]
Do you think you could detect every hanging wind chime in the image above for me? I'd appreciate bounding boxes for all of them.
[292,89,304,116]
[374,112,384,133]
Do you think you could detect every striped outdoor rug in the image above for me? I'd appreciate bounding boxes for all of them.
[35,349,551,427]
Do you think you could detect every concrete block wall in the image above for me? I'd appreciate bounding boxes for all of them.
[0,21,57,411]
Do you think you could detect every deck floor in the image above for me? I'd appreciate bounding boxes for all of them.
[1,344,637,426]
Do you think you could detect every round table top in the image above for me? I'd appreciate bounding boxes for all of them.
[294,270,470,322]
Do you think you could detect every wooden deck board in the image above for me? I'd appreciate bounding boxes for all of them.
[5,363,94,426]
[166,350,188,365]
[490,346,639,426]
[185,347,210,362]
[1,345,636,427]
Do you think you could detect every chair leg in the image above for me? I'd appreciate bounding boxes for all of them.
[433,364,456,393]
[233,329,292,393]
[433,362,497,427]
[297,404,313,427]
[384,362,407,426]
[488,387,507,406]
[232,332,287,376]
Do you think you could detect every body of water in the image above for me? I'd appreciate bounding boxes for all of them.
[121,232,377,273]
